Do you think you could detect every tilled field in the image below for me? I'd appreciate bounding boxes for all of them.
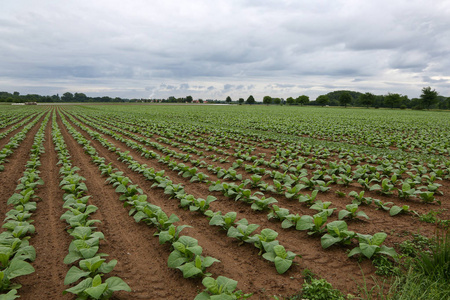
[0,105,448,299]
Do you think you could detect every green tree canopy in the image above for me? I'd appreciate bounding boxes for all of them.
[359,92,375,108]
[296,95,309,106]
[316,95,329,106]
[339,92,352,107]
[286,97,295,105]
[384,93,402,109]
[186,95,193,103]
[246,95,255,104]
[420,86,438,109]
[61,92,74,102]
[226,96,232,103]
[263,96,272,105]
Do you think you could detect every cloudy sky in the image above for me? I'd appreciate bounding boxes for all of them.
[1,0,449,100]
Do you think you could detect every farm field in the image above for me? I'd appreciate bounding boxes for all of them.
[0,104,449,299]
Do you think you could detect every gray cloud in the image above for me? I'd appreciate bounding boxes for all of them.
[0,0,449,100]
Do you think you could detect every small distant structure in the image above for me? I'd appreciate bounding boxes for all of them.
[25,102,37,105]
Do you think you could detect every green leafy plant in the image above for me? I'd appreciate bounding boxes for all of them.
[250,196,277,211]
[207,211,238,231]
[338,204,369,220]
[227,219,259,244]
[63,274,131,299]
[297,211,328,235]
[348,232,397,259]
[195,276,252,300]
[321,221,355,249]
[267,205,290,222]
[262,243,298,274]
[389,205,410,216]
[348,190,373,205]
[310,200,335,217]
[298,190,319,205]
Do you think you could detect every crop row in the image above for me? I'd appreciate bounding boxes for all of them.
[61,110,303,272]
[59,108,404,273]
[0,112,49,298]
[57,110,252,299]
[50,112,132,299]
[0,113,45,171]
[67,110,446,211]
[67,105,450,158]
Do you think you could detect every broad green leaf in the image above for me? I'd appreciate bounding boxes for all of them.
[194,292,211,300]
[274,256,293,274]
[371,232,387,246]
[105,276,131,292]
[202,256,220,268]
[0,289,19,300]
[177,262,202,278]
[210,295,234,300]
[202,277,219,294]
[6,259,35,279]
[389,206,403,216]
[360,243,377,259]
[273,245,287,259]
[321,234,342,249]
[64,266,90,285]
[85,283,108,299]
[216,276,238,294]
[63,278,93,295]
[168,251,187,268]
[378,245,398,258]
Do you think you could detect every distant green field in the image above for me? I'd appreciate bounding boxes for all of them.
[79,104,450,161]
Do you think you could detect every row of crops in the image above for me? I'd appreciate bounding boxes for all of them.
[0,105,448,299]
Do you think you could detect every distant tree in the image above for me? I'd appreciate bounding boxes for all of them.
[225,96,232,103]
[186,95,193,103]
[296,95,310,106]
[384,93,401,109]
[339,92,352,107]
[238,98,244,104]
[101,96,112,102]
[316,95,329,106]
[198,99,204,103]
[61,92,74,102]
[359,92,375,108]
[74,92,88,102]
[246,95,255,105]
[263,96,272,105]
[420,86,438,109]
[286,97,295,105]
[273,98,281,105]
[51,94,60,102]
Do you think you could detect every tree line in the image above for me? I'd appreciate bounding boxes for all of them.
[1,87,448,109]
[254,87,449,110]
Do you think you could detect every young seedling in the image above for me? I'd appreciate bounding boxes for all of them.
[195,276,253,300]
[321,220,355,249]
[262,243,299,274]
[310,200,335,217]
[267,205,290,222]
[348,232,397,260]
[297,211,328,235]
[338,204,369,220]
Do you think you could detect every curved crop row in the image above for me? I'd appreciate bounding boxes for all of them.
[0,112,50,298]
[58,110,250,299]
[50,112,131,299]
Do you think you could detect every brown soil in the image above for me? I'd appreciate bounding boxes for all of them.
[1,108,448,300]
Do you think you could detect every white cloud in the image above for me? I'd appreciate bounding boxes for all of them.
[0,0,449,100]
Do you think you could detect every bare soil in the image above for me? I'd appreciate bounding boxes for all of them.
[1,109,448,300]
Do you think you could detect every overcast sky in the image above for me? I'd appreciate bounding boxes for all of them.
[1,0,449,100]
